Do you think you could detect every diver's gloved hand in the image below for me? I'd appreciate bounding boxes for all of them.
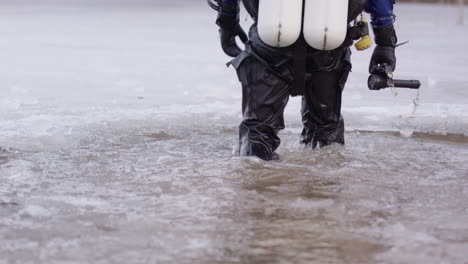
[370,46,396,73]
[216,0,248,57]
[369,24,398,73]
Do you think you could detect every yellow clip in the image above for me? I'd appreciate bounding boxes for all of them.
[354,16,373,51]
[355,35,373,51]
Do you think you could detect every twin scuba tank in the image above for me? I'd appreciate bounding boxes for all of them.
[253,0,370,50]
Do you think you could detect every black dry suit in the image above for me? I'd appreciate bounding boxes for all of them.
[225,0,368,160]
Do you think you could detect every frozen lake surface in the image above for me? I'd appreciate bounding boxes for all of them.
[1,2,468,263]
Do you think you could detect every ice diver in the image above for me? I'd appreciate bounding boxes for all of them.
[209,0,398,160]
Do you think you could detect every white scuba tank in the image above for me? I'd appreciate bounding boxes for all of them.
[303,0,349,50]
[256,0,349,50]
[257,0,303,48]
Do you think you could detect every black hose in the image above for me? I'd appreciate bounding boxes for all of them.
[207,0,220,11]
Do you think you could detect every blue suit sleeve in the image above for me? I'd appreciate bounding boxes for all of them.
[364,0,395,28]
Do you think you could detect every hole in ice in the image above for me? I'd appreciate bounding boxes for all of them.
[0,156,8,162]
[352,131,468,144]
[143,132,184,141]
[411,132,468,144]
[95,224,119,233]
[0,202,19,207]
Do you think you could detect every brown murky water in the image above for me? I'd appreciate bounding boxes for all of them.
[1,120,467,264]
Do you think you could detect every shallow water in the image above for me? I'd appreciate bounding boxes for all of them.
[1,117,467,264]
[0,2,467,263]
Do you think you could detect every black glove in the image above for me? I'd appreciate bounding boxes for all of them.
[369,24,398,73]
[216,1,248,57]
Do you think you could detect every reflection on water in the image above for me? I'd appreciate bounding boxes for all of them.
[1,123,467,264]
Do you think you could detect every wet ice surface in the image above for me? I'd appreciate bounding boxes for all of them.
[1,1,468,264]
